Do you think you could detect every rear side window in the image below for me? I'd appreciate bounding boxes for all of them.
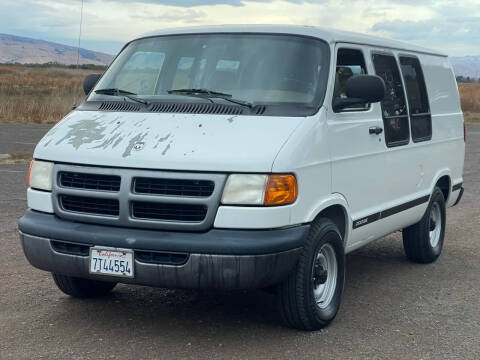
[372,53,409,147]
[400,56,432,142]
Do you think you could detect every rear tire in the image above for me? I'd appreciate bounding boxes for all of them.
[52,273,117,298]
[403,186,446,263]
[277,218,345,330]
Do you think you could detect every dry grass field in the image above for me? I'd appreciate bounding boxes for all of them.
[458,83,480,124]
[0,64,479,124]
[0,64,100,123]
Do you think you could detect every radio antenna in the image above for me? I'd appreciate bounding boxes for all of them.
[76,0,84,68]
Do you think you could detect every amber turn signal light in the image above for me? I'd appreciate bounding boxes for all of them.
[27,159,34,187]
[264,174,297,206]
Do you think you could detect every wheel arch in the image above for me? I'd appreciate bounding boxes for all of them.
[306,194,351,247]
[436,175,451,203]
[430,168,452,203]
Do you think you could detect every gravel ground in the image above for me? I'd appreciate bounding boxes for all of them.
[0,124,479,359]
[0,123,52,155]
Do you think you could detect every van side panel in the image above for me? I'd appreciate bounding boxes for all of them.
[359,51,465,244]
[421,54,465,202]
[325,44,464,249]
[424,56,462,116]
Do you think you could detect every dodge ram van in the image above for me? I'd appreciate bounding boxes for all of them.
[19,25,465,330]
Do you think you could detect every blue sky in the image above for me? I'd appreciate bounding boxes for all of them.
[0,0,478,56]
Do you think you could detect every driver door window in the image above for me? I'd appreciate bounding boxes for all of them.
[333,48,369,111]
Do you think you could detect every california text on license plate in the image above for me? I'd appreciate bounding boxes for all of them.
[89,247,134,278]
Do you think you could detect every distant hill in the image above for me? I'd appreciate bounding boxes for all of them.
[1,33,478,80]
[0,33,114,66]
[451,56,480,80]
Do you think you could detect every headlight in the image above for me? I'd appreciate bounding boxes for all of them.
[221,174,297,206]
[28,160,54,191]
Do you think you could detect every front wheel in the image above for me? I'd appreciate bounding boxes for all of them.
[277,218,345,330]
[403,186,446,263]
[52,273,117,298]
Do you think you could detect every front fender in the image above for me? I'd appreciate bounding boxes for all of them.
[304,193,351,245]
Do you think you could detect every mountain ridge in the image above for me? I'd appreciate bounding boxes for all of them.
[0,33,478,79]
[451,56,480,80]
[0,33,114,66]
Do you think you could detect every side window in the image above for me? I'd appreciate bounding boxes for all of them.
[399,56,432,142]
[372,53,409,147]
[333,48,368,111]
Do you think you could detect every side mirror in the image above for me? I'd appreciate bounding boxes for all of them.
[83,73,102,96]
[332,74,385,112]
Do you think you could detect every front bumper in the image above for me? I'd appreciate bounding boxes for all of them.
[18,210,309,289]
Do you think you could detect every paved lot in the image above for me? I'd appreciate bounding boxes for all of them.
[0,123,52,155]
[1,124,479,359]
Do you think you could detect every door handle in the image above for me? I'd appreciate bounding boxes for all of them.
[369,126,383,135]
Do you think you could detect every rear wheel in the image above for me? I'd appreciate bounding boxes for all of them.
[52,273,117,298]
[403,186,446,263]
[277,218,345,330]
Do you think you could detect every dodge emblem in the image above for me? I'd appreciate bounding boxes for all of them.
[133,142,145,151]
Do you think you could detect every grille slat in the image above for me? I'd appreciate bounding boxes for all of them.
[61,195,119,217]
[132,201,207,222]
[99,101,141,112]
[150,102,243,115]
[51,240,90,256]
[135,250,188,265]
[60,172,121,192]
[95,102,265,115]
[134,177,214,197]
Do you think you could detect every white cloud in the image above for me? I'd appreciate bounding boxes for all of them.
[371,1,480,55]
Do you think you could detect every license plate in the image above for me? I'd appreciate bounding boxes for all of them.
[89,247,134,278]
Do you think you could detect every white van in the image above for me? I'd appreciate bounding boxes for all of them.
[19,25,465,330]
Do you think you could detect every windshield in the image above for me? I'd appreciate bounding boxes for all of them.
[88,33,330,115]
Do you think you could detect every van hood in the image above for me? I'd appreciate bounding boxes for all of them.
[34,110,303,172]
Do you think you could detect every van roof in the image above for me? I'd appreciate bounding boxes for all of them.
[136,24,447,57]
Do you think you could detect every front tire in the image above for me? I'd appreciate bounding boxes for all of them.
[277,218,345,330]
[403,186,446,263]
[52,273,117,298]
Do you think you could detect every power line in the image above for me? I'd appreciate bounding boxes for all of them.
[76,0,84,68]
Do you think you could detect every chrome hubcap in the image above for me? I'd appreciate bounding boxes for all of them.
[312,243,338,309]
[429,202,441,248]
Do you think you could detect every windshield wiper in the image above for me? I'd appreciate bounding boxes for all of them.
[95,88,149,106]
[168,88,253,108]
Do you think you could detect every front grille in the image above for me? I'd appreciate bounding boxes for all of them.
[51,240,90,256]
[53,165,226,231]
[135,250,189,265]
[59,171,121,192]
[60,195,119,217]
[134,177,214,197]
[132,201,207,222]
